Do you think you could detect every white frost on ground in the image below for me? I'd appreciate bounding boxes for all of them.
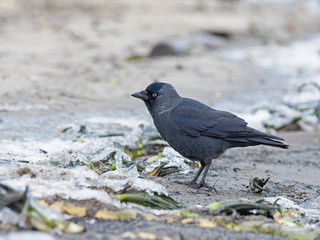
[0,122,171,209]
[0,138,79,163]
[145,147,191,175]
[0,162,168,207]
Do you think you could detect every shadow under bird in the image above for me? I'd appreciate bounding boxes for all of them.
[132,83,288,189]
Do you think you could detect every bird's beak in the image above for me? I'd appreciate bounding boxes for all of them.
[131,90,149,100]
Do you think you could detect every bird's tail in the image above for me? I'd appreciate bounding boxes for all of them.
[228,128,289,149]
[247,136,288,149]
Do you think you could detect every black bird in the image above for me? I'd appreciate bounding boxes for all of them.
[132,83,288,189]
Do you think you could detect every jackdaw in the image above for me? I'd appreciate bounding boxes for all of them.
[132,83,288,189]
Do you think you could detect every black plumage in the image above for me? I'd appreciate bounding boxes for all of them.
[132,82,288,189]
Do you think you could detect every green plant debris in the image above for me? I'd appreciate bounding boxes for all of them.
[249,177,270,193]
[149,162,181,177]
[0,183,83,232]
[49,150,145,173]
[206,199,305,228]
[78,133,124,139]
[59,127,72,133]
[125,148,147,159]
[125,54,145,62]
[114,191,184,210]
[17,160,30,164]
[122,159,145,172]
[178,210,199,217]
[124,143,164,160]
[297,108,310,113]
[50,160,86,168]
[85,158,145,174]
[50,161,60,167]
[203,199,320,239]
[146,154,164,163]
[213,215,318,240]
[206,199,278,218]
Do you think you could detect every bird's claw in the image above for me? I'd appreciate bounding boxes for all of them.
[188,181,203,189]
[206,185,218,193]
[188,181,218,193]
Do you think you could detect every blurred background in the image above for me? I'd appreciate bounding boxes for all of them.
[0,0,320,130]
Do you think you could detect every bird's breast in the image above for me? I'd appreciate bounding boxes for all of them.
[152,113,177,141]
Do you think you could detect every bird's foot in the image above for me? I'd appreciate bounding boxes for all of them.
[205,185,218,194]
[188,180,218,193]
[188,180,203,189]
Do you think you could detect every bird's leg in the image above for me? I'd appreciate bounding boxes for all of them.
[198,163,212,187]
[198,160,218,192]
[189,163,210,189]
[189,161,205,186]
[188,164,211,189]
[189,159,217,192]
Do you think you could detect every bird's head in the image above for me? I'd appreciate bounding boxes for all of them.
[132,82,181,114]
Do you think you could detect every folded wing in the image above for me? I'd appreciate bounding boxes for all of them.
[171,98,288,149]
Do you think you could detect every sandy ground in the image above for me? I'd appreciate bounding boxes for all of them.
[1,0,320,112]
[1,0,320,239]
